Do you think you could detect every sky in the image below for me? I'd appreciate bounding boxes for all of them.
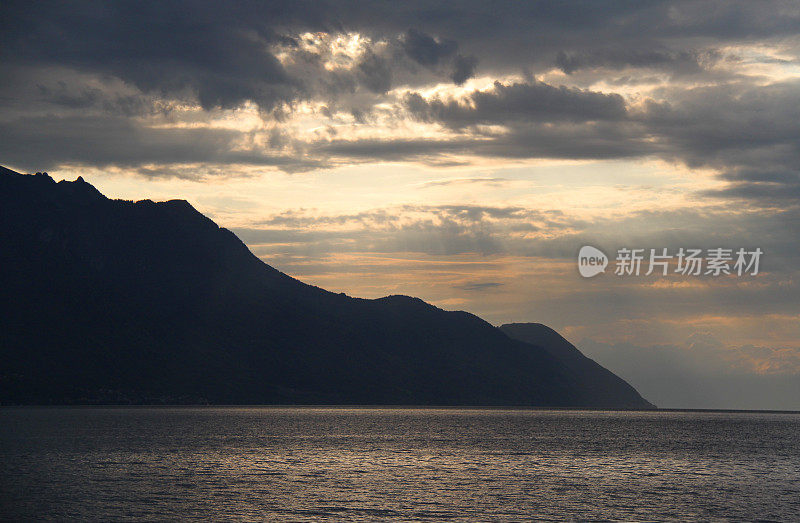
[1,0,799,409]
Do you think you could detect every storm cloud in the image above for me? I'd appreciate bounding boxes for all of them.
[3,0,800,203]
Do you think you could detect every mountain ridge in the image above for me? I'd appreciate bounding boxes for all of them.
[500,323,650,409]
[0,166,654,408]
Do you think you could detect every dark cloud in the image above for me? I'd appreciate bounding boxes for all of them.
[0,65,164,118]
[357,51,393,94]
[635,80,800,204]
[340,1,800,78]
[1,0,800,205]
[401,29,457,66]
[0,1,315,111]
[4,0,797,114]
[555,48,722,75]
[702,181,800,202]
[473,121,653,160]
[321,120,649,165]
[405,81,627,127]
[1,1,497,115]
[450,54,478,85]
[401,77,800,204]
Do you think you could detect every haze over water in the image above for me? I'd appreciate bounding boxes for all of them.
[2,407,798,521]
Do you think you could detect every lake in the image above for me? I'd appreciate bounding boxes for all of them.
[1,407,799,520]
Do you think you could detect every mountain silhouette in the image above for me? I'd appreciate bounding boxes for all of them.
[0,167,653,408]
[500,323,650,409]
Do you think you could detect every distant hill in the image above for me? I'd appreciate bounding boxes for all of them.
[500,323,651,409]
[0,167,653,408]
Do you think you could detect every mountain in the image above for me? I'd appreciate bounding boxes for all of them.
[0,167,654,408]
[500,323,651,409]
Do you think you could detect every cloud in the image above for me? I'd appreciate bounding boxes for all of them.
[316,137,475,162]
[454,282,504,291]
[2,0,800,200]
[404,80,627,127]
[4,1,800,106]
[0,115,325,175]
[401,29,457,66]
[397,28,477,85]
[450,54,478,85]
[555,48,722,75]
[234,198,800,287]
[357,51,393,94]
[635,81,800,205]
[0,1,307,111]
[420,177,510,188]
[233,204,584,257]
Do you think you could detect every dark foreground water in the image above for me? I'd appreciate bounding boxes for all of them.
[1,408,799,521]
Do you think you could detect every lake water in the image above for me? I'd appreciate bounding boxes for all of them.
[1,408,799,521]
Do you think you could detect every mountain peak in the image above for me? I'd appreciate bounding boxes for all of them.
[1,167,106,204]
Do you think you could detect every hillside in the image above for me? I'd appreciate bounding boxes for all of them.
[0,167,653,408]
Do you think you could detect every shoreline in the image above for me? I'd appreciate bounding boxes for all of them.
[2,404,799,414]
